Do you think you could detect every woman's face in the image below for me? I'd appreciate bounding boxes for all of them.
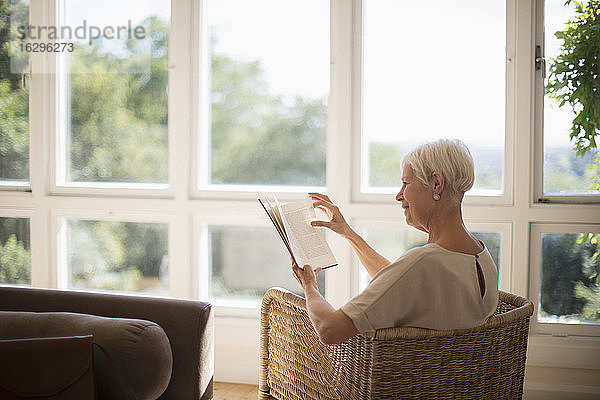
[395,165,434,232]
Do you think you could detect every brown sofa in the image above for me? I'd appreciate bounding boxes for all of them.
[0,286,213,400]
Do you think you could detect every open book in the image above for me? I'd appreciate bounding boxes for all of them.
[258,195,338,270]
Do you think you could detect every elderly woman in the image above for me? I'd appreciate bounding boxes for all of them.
[292,139,499,344]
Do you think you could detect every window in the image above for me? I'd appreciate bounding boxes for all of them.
[205,224,324,305]
[1,0,29,187]
[198,0,329,190]
[530,224,600,337]
[361,0,506,196]
[61,219,169,295]
[541,1,599,198]
[0,217,30,285]
[56,0,170,187]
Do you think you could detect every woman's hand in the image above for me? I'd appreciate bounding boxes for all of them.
[309,192,351,238]
[291,257,322,293]
[291,257,359,345]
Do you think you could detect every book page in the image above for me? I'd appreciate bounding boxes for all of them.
[266,197,288,245]
[280,198,337,269]
[258,197,295,263]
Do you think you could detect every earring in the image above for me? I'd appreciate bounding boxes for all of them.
[433,193,441,201]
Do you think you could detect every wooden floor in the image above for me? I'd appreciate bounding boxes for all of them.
[214,381,259,400]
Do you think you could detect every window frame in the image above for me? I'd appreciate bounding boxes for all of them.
[0,183,31,192]
[529,222,600,338]
[0,0,35,191]
[533,0,600,204]
[50,207,178,295]
[47,0,180,199]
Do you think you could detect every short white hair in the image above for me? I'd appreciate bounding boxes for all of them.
[402,139,475,201]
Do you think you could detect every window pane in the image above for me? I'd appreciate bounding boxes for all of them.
[1,0,29,183]
[208,225,325,302]
[472,231,501,269]
[0,217,30,285]
[67,220,169,295]
[204,0,329,187]
[363,1,505,195]
[543,2,597,195]
[539,233,600,324]
[64,0,170,183]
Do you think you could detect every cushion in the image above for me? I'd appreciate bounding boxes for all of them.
[0,335,95,399]
[0,311,172,400]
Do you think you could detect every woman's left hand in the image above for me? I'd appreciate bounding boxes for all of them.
[291,257,322,293]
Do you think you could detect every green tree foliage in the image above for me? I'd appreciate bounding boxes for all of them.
[210,53,326,186]
[0,234,30,284]
[0,218,30,285]
[0,81,28,178]
[0,0,28,180]
[69,16,168,183]
[544,147,597,193]
[0,216,29,249]
[541,233,600,321]
[69,221,166,292]
[368,142,403,187]
[575,282,600,320]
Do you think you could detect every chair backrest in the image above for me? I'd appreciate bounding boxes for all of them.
[260,287,533,400]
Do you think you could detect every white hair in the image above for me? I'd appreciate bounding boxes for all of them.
[402,139,475,201]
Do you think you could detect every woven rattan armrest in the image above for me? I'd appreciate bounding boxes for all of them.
[259,287,348,399]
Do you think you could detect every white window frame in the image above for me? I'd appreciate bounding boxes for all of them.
[533,0,600,204]
[0,182,31,192]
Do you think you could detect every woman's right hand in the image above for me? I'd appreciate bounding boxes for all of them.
[309,193,351,238]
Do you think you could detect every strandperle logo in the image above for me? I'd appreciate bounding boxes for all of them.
[16,20,146,45]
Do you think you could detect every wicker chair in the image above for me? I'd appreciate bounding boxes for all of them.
[259,287,534,400]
